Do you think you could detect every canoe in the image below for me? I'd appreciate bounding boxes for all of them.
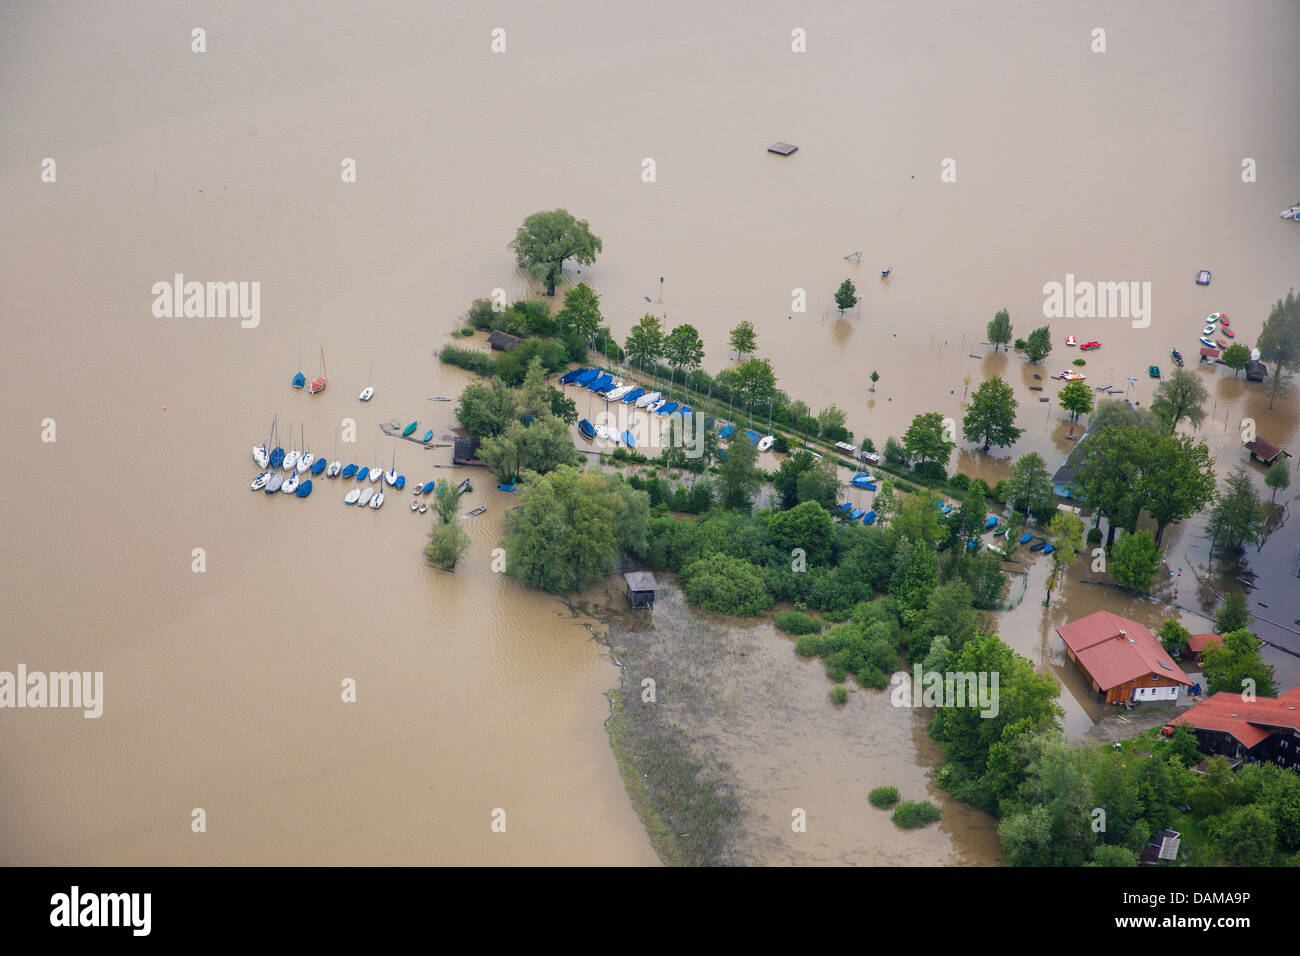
[1219,317,1230,327]
[578,419,596,440]
[1080,341,1100,351]
[295,479,313,498]
[623,430,637,448]
[1029,542,1046,552]
[622,387,645,405]
[342,464,358,479]
[462,506,487,518]
[1019,533,1033,544]
[402,421,418,437]
[635,391,660,408]
[422,430,434,443]
[756,435,774,451]
[311,457,327,476]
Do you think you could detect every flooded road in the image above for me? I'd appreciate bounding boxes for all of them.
[1,0,1296,864]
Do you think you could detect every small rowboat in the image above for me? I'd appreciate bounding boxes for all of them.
[457,478,471,494]
[402,421,418,437]
[462,506,487,519]
[419,502,428,514]
[1207,312,1221,323]
[1199,337,1216,348]
[345,488,361,505]
[1080,341,1100,351]
[413,483,425,495]
[1215,340,1227,350]
[1219,316,1230,327]
[1196,270,1211,286]
[411,498,420,512]
[394,476,406,490]
[1149,365,1161,378]
[1203,326,1216,336]
[356,466,369,482]
[359,386,374,401]
[424,482,437,496]
[343,464,359,479]
[1222,327,1234,338]
[623,430,637,448]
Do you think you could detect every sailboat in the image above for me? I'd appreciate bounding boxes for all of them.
[265,472,285,493]
[269,419,285,469]
[292,349,305,388]
[345,487,361,505]
[283,424,300,471]
[297,430,314,473]
[311,457,327,476]
[357,486,374,506]
[252,417,272,468]
[370,489,385,509]
[295,479,313,498]
[250,472,270,490]
[308,347,327,393]
[341,463,358,479]
[359,361,374,401]
[282,471,300,494]
[369,441,382,482]
[385,447,398,486]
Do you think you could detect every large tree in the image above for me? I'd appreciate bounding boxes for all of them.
[1006,452,1054,521]
[478,415,579,484]
[1110,529,1162,593]
[624,313,664,373]
[503,465,649,593]
[554,282,603,343]
[903,412,955,472]
[1151,368,1208,434]
[1206,465,1266,556]
[987,308,1012,352]
[1142,434,1216,544]
[717,435,763,512]
[1024,325,1052,363]
[1201,628,1278,698]
[963,377,1022,451]
[834,279,858,313]
[1076,426,1147,549]
[733,357,777,422]
[663,323,704,388]
[509,209,602,296]
[1058,379,1093,421]
[729,320,758,360]
[456,378,518,438]
[1257,288,1300,408]
[1221,343,1251,377]
[1265,457,1291,502]
[1044,511,1084,604]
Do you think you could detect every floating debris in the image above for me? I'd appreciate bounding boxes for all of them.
[767,141,798,156]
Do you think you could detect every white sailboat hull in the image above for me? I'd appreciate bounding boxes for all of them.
[345,489,361,504]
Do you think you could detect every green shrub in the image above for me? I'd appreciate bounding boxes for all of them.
[949,473,971,491]
[465,298,495,331]
[773,435,789,454]
[1086,527,1103,544]
[868,786,900,809]
[680,553,773,617]
[774,609,823,635]
[1073,358,1086,367]
[439,343,496,376]
[458,327,475,337]
[829,685,848,705]
[793,634,826,657]
[892,800,942,829]
[1013,338,1027,350]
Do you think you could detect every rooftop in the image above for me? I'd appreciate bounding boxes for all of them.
[1056,610,1191,691]
[1167,686,1300,749]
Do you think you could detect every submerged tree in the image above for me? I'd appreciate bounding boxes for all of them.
[1257,288,1300,409]
[834,279,859,313]
[663,323,704,389]
[1024,326,1053,364]
[729,320,758,360]
[1151,368,1208,434]
[1265,457,1291,502]
[962,377,1022,451]
[554,282,603,343]
[1044,511,1084,604]
[1221,343,1251,377]
[509,209,603,296]
[1206,466,1266,556]
[1110,529,1162,593]
[987,308,1012,352]
[1058,379,1093,421]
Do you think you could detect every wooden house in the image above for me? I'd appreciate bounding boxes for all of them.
[452,436,485,467]
[1056,611,1191,704]
[623,571,657,609]
[488,329,523,351]
[1245,437,1289,466]
[1163,686,1300,773]
[1245,359,1268,382]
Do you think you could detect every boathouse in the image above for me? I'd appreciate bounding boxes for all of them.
[452,436,485,467]
[1056,611,1191,705]
[1051,430,1091,501]
[623,571,658,609]
[488,329,523,351]
[1186,632,1224,665]
[1245,359,1268,382]
[1163,685,1300,773]
[1245,437,1290,466]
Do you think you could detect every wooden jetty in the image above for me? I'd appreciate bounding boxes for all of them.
[379,421,452,448]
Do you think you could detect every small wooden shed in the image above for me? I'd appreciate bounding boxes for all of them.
[623,571,658,609]
[452,436,485,466]
[488,329,523,351]
[1245,438,1290,466]
[1245,360,1268,382]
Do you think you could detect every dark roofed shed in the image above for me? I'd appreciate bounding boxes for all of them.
[623,571,658,609]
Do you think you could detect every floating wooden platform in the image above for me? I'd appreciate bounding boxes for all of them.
[768,142,798,156]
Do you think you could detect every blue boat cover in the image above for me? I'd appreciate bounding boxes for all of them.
[863,511,876,525]
[394,476,406,490]
[575,369,600,386]
[745,430,761,444]
[849,508,865,520]
[357,467,369,481]
[559,368,585,384]
[623,430,636,448]
[967,539,979,548]
[1019,533,1033,544]
[677,406,691,416]
[422,430,434,443]
[656,401,680,416]
[270,448,285,468]
[498,483,517,492]
[292,372,306,388]
[838,502,854,511]
[342,464,357,478]
[985,516,998,528]
[295,480,313,497]
[311,458,327,475]
[622,387,645,404]
[588,373,613,392]
[1043,543,1054,554]
[718,425,735,438]
[578,419,595,439]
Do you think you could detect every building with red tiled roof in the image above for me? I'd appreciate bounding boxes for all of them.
[1186,633,1224,665]
[1164,687,1300,773]
[1056,610,1191,705]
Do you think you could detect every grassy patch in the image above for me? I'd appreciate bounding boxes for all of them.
[869,786,900,809]
[830,684,848,705]
[892,800,942,829]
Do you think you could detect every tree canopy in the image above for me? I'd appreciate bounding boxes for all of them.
[962,377,1022,451]
[729,321,757,359]
[987,308,1012,352]
[1151,368,1208,433]
[1024,326,1053,363]
[509,209,602,296]
[1257,288,1300,408]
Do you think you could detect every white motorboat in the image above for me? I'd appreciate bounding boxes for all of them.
[594,424,618,442]
[251,472,270,490]
[646,400,666,413]
[757,435,775,452]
